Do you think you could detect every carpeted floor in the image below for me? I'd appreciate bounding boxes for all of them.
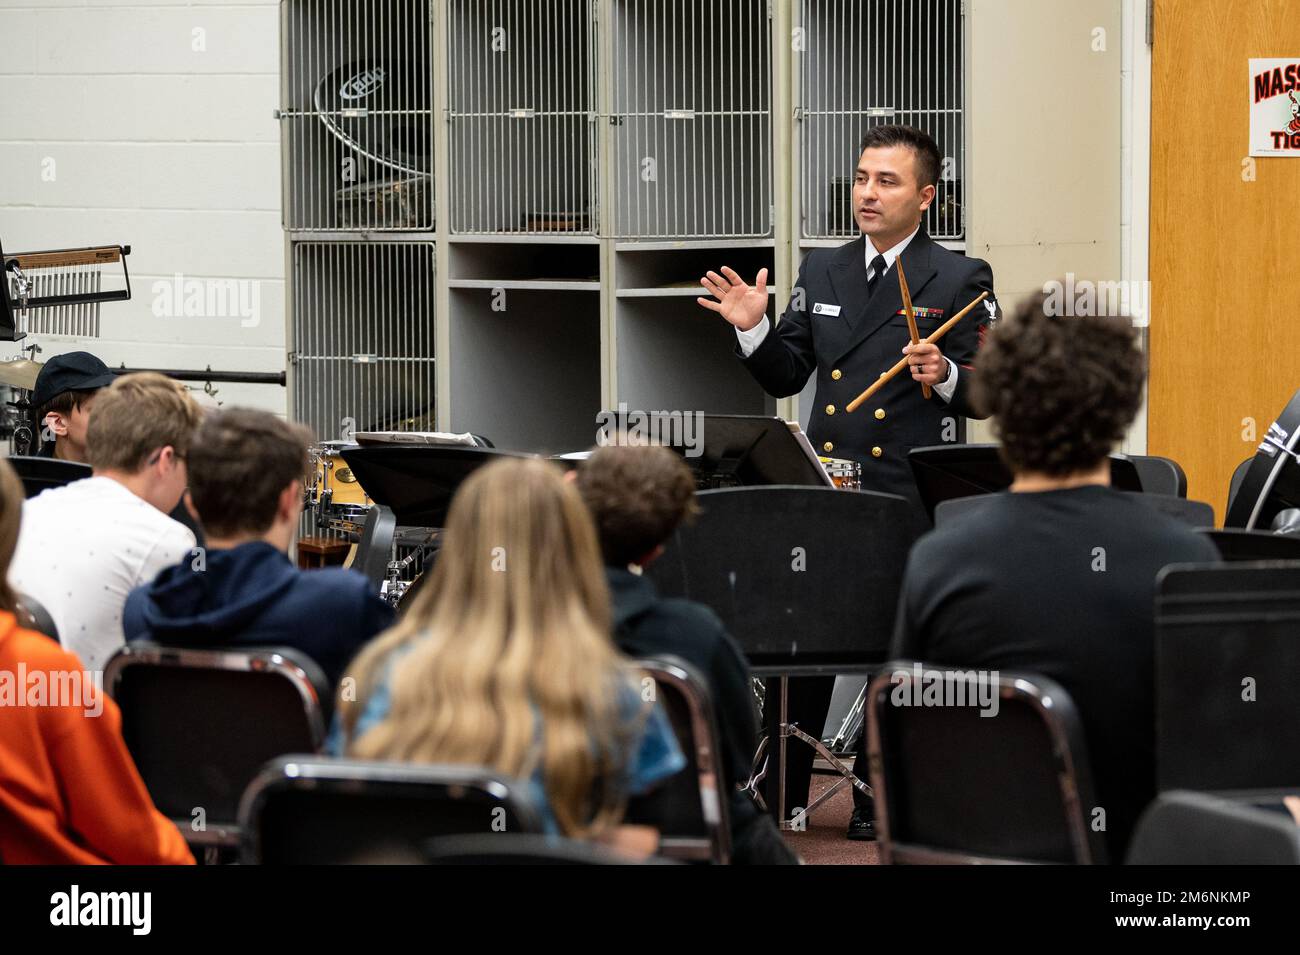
[780,773,880,865]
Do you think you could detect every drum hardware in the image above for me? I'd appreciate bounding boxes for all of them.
[744,676,873,828]
[1,389,34,456]
[818,456,862,491]
[383,551,421,608]
[306,440,374,536]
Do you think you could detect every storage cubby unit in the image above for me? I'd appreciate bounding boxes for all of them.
[448,288,601,452]
[609,0,774,239]
[615,244,775,297]
[447,0,596,235]
[280,0,434,232]
[615,295,775,417]
[448,239,601,289]
[797,0,964,241]
[290,241,436,439]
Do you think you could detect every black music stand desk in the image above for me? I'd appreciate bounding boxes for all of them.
[647,485,917,826]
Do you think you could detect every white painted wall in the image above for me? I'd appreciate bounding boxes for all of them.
[0,0,286,414]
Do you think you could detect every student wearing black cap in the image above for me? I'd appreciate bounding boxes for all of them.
[29,351,206,545]
[30,352,117,462]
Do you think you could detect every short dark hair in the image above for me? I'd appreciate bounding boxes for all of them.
[574,445,698,568]
[858,124,942,188]
[187,409,315,538]
[37,388,99,426]
[971,289,1146,477]
[86,373,204,473]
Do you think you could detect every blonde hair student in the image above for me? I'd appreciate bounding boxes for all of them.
[333,457,684,843]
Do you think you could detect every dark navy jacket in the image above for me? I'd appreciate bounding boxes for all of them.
[123,541,393,688]
[739,229,999,508]
[608,567,760,831]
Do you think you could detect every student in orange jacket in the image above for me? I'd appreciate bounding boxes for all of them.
[0,457,192,865]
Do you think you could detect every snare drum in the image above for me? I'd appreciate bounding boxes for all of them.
[306,442,372,527]
[819,456,863,491]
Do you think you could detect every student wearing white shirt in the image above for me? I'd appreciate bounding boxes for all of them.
[10,372,202,670]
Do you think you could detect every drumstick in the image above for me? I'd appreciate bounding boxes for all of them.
[896,259,930,399]
[846,291,989,413]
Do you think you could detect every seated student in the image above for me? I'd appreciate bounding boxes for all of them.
[333,458,685,852]
[31,351,116,462]
[124,408,393,689]
[10,373,201,671]
[31,352,207,546]
[0,456,193,864]
[574,444,799,865]
[883,290,1221,859]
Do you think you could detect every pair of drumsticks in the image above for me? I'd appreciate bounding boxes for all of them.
[844,261,989,414]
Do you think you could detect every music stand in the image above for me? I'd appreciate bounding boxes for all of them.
[597,412,832,489]
[6,456,91,498]
[908,444,1145,521]
[338,446,532,599]
[1198,528,1300,562]
[1156,562,1300,793]
[340,445,532,528]
[1224,388,1300,530]
[646,485,917,827]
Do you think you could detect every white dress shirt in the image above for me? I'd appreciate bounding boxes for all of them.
[736,225,959,402]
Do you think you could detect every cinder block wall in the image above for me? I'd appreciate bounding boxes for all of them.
[0,0,286,414]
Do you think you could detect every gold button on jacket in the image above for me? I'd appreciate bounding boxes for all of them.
[874,408,886,420]
[823,441,834,453]
[871,446,883,458]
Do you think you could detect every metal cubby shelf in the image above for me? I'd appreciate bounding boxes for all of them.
[282,0,968,450]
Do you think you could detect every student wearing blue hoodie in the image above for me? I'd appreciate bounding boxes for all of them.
[123,409,393,688]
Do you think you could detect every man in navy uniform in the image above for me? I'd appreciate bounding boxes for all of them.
[697,124,1000,840]
[699,124,998,511]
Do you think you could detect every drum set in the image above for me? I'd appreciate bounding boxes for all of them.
[304,441,374,536]
[304,440,436,608]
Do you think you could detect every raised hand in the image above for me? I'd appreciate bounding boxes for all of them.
[697,266,769,332]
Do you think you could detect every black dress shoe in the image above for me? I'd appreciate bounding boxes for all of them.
[846,808,876,841]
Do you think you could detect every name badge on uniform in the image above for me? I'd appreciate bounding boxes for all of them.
[812,302,842,317]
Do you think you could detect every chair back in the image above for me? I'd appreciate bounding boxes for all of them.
[868,663,1106,864]
[105,643,328,847]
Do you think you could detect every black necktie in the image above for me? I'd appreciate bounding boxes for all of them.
[867,254,888,299]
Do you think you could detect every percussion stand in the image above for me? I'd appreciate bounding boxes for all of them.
[746,667,875,829]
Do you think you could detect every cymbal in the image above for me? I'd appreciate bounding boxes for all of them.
[0,359,43,391]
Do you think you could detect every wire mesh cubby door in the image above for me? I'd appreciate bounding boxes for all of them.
[798,0,965,242]
[280,0,435,232]
[290,241,436,442]
[447,0,597,236]
[608,0,774,240]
